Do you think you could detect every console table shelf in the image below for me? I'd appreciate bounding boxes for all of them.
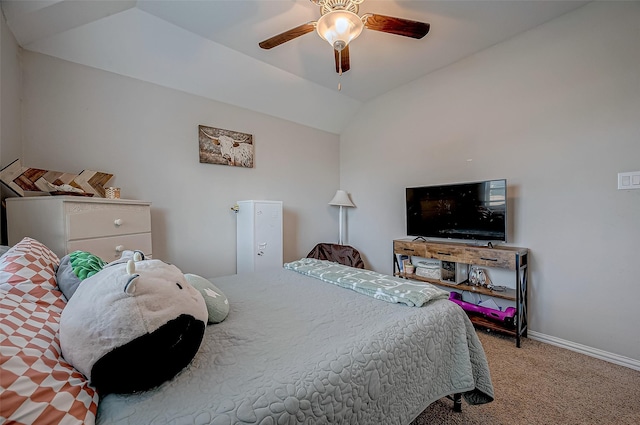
[393,239,528,347]
[468,314,517,336]
[395,272,517,301]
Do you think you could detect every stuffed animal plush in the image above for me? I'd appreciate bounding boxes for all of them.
[59,251,208,394]
[56,250,106,301]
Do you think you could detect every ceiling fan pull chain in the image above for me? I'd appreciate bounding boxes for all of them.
[338,49,342,91]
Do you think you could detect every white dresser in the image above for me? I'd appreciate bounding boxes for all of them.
[7,196,152,261]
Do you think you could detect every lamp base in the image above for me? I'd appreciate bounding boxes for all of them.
[338,205,344,245]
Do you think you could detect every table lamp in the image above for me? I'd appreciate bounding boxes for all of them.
[329,190,355,245]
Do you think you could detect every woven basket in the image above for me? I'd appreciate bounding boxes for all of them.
[416,266,440,280]
[105,187,120,199]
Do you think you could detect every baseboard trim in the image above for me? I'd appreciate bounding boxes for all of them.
[528,331,640,371]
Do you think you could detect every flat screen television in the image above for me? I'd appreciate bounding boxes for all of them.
[406,179,507,242]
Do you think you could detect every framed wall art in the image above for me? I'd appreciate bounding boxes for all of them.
[198,125,254,168]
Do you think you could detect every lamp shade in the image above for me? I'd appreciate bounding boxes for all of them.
[329,190,355,207]
[316,10,364,50]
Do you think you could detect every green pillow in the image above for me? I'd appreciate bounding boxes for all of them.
[184,274,229,324]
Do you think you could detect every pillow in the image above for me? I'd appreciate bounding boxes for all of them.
[0,290,99,425]
[0,237,65,313]
[184,273,229,323]
[56,251,107,301]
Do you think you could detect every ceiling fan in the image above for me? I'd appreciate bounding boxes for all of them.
[259,0,430,75]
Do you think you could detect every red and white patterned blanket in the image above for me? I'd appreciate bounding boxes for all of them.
[0,238,98,425]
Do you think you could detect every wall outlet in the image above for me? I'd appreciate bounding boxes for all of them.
[617,171,640,190]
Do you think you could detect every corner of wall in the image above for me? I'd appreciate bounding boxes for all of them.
[0,10,24,244]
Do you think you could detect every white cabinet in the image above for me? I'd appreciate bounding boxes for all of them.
[7,196,152,261]
[236,200,283,273]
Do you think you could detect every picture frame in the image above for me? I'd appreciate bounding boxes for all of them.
[198,125,254,168]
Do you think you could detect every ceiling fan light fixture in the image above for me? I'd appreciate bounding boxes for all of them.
[316,10,364,50]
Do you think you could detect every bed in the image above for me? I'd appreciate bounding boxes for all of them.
[1,238,493,425]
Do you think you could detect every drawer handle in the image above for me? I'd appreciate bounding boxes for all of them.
[436,252,451,256]
[480,257,498,262]
[403,248,414,252]
[115,245,125,253]
[114,218,123,227]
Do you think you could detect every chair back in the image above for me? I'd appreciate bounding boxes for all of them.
[306,243,365,269]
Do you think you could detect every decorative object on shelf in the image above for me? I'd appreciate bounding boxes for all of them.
[404,262,415,274]
[469,266,487,287]
[45,181,87,195]
[105,187,121,199]
[0,159,113,197]
[441,261,469,285]
[199,125,254,168]
[329,190,355,245]
[72,170,114,198]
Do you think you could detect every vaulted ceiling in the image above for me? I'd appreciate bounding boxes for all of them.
[1,0,589,133]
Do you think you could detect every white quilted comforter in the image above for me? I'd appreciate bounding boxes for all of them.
[97,268,493,425]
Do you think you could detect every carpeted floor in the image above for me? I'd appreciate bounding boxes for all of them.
[411,330,640,425]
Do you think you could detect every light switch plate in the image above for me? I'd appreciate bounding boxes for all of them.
[618,171,640,190]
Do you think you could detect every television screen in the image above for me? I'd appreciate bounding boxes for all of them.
[406,179,507,242]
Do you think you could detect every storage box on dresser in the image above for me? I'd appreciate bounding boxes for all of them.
[393,239,528,347]
[7,196,152,262]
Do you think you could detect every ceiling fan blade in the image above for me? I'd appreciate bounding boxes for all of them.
[259,22,316,49]
[334,45,350,74]
[363,14,430,39]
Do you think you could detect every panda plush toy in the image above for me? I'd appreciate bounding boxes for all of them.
[59,251,208,394]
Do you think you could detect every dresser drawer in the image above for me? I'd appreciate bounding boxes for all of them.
[67,233,152,262]
[66,203,151,240]
[424,244,516,269]
[462,248,516,269]
[393,241,427,257]
[425,243,466,261]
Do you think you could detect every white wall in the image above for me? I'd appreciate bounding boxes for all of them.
[0,13,23,242]
[341,1,640,363]
[19,52,341,277]
[0,13,22,167]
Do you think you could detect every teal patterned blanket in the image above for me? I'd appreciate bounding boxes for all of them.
[284,258,449,307]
